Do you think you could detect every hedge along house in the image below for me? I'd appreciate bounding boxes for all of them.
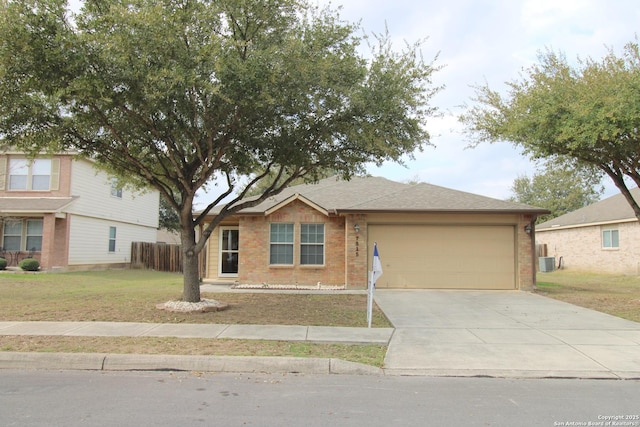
[201,176,548,290]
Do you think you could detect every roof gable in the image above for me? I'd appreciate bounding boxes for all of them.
[264,193,329,216]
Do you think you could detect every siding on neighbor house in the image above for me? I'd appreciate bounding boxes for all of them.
[536,221,640,275]
[68,159,159,229]
[67,215,157,266]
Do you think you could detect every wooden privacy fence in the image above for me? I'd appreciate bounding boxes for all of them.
[131,242,183,273]
[131,241,207,276]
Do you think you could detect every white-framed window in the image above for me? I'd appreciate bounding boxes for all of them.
[1,219,43,251]
[110,178,123,198]
[269,223,294,265]
[300,223,324,265]
[8,158,51,191]
[602,227,619,249]
[108,227,117,252]
[2,220,22,251]
[25,220,43,251]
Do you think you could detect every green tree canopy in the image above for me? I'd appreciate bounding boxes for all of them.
[508,160,604,223]
[0,0,441,301]
[460,40,640,222]
[158,195,181,233]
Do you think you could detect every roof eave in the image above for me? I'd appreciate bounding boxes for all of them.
[335,208,550,215]
[537,217,638,232]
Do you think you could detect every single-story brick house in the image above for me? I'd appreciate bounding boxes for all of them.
[536,187,640,275]
[201,176,547,290]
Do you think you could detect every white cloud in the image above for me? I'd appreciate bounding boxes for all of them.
[331,0,637,200]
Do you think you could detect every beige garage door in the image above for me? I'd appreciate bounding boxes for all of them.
[368,225,515,289]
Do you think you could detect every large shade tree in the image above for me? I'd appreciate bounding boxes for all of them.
[0,0,441,302]
[508,160,604,223]
[460,40,640,222]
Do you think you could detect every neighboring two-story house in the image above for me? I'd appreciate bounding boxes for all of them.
[0,151,159,270]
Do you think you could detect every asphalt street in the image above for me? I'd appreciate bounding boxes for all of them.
[1,370,639,427]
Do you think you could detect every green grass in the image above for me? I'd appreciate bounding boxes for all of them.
[536,270,640,323]
[0,269,390,366]
[0,269,390,326]
[0,336,388,367]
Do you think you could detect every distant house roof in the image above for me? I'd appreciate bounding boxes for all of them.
[212,176,547,216]
[536,187,640,231]
[0,197,78,215]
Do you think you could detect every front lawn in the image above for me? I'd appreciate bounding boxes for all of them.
[0,269,390,327]
[0,270,390,366]
[536,270,640,323]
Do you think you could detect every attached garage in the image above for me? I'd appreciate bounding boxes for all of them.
[368,224,516,289]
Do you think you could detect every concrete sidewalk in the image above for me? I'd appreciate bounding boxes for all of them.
[0,321,392,375]
[375,290,640,379]
[0,321,392,344]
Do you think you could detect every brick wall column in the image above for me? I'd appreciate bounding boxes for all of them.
[39,213,57,269]
[518,214,535,291]
[345,214,367,288]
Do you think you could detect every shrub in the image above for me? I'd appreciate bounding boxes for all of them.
[19,258,40,272]
[0,257,6,270]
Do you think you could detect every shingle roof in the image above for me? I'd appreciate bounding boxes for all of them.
[536,187,640,230]
[0,197,77,214]
[230,176,546,215]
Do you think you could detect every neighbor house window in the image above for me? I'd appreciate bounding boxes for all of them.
[110,179,123,198]
[1,219,43,251]
[25,219,43,251]
[602,227,619,249]
[31,160,51,190]
[108,227,117,252]
[8,158,51,191]
[2,220,22,251]
[269,223,294,265]
[300,223,324,265]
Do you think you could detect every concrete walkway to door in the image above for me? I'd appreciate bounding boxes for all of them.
[374,290,640,379]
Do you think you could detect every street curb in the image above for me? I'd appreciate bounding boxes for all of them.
[0,352,383,376]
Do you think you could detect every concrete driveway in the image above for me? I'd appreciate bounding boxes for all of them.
[374,290,640,378]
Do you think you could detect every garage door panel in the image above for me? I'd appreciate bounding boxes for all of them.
[369,225,515,290]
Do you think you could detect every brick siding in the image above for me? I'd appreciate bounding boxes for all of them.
[536,221,640,275]
[238,200,349,286]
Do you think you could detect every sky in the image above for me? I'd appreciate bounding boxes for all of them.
[67,0,639,206]
[313,0,639,201]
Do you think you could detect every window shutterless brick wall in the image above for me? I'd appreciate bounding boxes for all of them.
[536,221,640,275]
[238,200,347,286]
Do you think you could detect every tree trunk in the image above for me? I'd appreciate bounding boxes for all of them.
[605,167,640,223]
[181,224,201,303]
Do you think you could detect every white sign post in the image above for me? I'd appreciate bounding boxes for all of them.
[367,243,383,328]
